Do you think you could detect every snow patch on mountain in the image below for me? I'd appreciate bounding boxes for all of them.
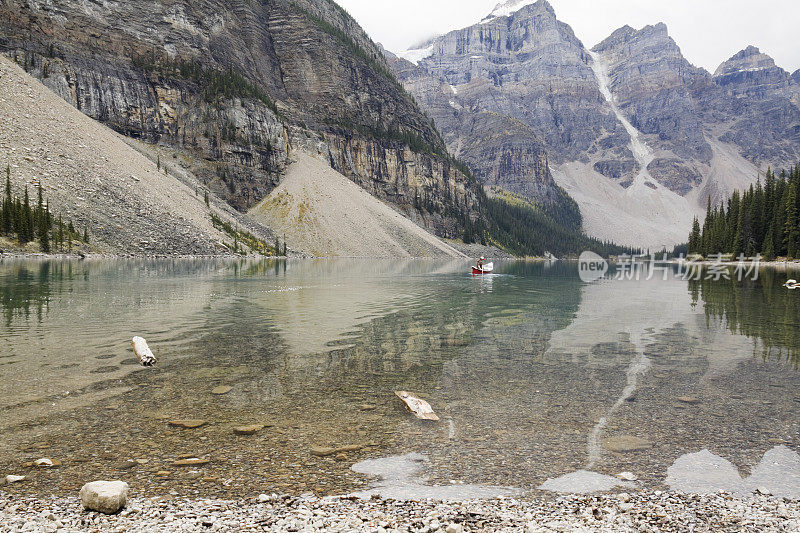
[398,45,434,65]
[481,0,536,23]
[588,50,655,189]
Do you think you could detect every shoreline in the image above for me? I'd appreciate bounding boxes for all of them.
[4,252,800,266]
[0,251,510,261]
[668,259,800,267]
[1,489,797,532]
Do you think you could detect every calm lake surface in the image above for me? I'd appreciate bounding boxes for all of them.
[2,258,800,500]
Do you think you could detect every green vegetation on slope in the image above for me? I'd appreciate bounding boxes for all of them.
[130,52,279,115]
[209,212,282,256]
[688,162,800,259]
[484,188,639,258]
[1,166,87,252]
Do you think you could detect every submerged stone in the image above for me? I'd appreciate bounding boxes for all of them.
[677,396,700,404]
[540,470,635,494]
[602,436,651,453]
[234,424,265,435]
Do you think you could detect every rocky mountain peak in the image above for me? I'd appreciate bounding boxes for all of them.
[482,0,554,22]
[593,22,674,54]
[640,22,672,44]
[592,25,636,52]
[714,46,778,77]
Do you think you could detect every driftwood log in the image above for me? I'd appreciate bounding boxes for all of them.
[395,390,439,421]
[131,336,157,366]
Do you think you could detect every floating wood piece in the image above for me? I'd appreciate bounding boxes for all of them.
[131,336,157,366]
[173,458,210,466]
[395,391,439,421]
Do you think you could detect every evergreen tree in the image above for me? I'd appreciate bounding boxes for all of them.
[688,217,702,254]
[38,211,50,252]
[57,215,64,252]
[37,204,52,253]
[734,188,750,256]
[35,183,45,242]
[1,166,11,235]
[786,182,800,258]
[762,224,775,260]
[18,186,31,244]
[701,197,712,255]
[692,161,800,259]
[753,178,765,250]
[726,192,740,251]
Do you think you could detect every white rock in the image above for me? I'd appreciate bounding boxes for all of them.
[79,480,129,514]
[446,524,464,533]
[258,494,270,503]
[5,475,25,483]
[616,471,637,481]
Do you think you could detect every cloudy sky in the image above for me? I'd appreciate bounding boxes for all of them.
[335,0,800,74]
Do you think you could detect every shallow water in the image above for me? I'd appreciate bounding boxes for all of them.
[1,258,800,500]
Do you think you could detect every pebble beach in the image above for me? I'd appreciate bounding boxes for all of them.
[2,490,799,532]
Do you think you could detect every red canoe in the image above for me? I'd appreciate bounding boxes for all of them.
[471,262,494,275]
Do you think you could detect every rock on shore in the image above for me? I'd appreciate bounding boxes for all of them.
[79,480,129,514]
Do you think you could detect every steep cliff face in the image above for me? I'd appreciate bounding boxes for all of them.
[592,23,712,194]
[414,0,627,166]
[710,46,800,167]
[387,0,623,207]
[451,113,555,201]
[714,46,794,99]
[0,0,480,239]
[385,48,560,205]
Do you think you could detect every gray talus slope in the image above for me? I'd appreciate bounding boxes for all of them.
[249,153,465,258]
[0,55,271,255]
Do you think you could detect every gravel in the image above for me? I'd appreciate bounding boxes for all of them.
[1,490,798,532]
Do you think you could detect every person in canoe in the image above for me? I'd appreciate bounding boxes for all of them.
[477,256,485,270]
